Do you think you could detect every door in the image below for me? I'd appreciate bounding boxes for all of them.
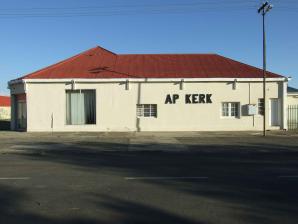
[17,101,27,130]
[270,98,280,126]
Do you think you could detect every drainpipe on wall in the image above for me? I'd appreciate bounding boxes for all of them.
[283,77,291,130]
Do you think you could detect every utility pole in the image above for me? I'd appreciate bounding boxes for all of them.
[258,1,273,137]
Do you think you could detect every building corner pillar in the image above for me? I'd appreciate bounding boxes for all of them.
[282,81,288,130]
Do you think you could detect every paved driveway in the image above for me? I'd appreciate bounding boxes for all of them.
[0,131,298,224]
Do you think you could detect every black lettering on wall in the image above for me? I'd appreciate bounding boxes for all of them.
[167,93,213,104]
[206,94,212,103]
[199,94,206,103]
[192,94,199,104]
[173,94,179,104]
[185,94,192,104]
[165,94,173,104]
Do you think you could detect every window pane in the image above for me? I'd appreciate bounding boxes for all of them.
[235,103,239,116]
[222,102,239,117]
[144,107,151,117]
[66,90,96,125]
[83,90,96,124]
[70,91,85,125]
[151,105,157,117]
[231,103,238,117]
[136,104,157,117]
[231,103,236,116]
[222,103,229,116]
[136,105,143,117]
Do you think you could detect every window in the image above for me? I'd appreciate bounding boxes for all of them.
[221,102,240,118]
[258,98,264,115]
[66,90,96,125]
[222,103,229,117]
[137,104,157,117]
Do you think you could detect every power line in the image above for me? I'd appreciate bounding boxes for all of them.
[0,1,262,10]
[0,1,295,18]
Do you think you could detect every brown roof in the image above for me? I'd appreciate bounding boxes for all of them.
[18,46,283,80]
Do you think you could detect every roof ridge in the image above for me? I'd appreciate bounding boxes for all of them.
[19,46,113,80]
[95,45,117,55]
[119,53,217,56]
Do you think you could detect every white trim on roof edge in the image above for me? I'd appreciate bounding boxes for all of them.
[9,77,288,85]
[288,92,298,96]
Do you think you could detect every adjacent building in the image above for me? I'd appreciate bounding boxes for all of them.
[8,46,289,132]
[287,86,298,106]
[287,86,298,130]
[0,96,11,120]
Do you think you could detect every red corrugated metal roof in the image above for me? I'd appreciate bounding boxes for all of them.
[0,96,10,107]
[18,46,283,80]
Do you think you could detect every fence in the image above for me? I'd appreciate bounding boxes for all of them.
[288,105,298,130]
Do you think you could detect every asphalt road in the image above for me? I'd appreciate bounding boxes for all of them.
[0,131,298,224]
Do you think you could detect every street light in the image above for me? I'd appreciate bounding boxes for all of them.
[258,1,273,137]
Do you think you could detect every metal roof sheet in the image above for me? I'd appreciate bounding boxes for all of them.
[0,96,10,107]
[17,46,284,80]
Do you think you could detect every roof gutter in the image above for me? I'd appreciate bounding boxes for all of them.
[9,77,288,84]
[288,92,298,96]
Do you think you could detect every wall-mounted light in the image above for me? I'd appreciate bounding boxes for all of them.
[233,79,237,90]
[180,79,184,90]
[125,79,130,90]
[71,80,76,90]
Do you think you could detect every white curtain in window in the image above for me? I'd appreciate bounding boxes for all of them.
[66,90,96,125]
[73,91,85,125]
[67,91,85,125]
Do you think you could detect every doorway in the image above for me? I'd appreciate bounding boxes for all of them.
[269,98,280,127]
[17,101,27,130]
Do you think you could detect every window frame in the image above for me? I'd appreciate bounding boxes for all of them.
[136,104,157,118]
[258,98,264,116]
[221,102,240,118]
[65,89,97,125]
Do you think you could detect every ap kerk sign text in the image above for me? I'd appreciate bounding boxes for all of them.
[165,94,213,104]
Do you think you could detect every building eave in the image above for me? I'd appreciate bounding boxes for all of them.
[10,77,287,84]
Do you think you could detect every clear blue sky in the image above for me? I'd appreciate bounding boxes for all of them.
[0,0,297,95]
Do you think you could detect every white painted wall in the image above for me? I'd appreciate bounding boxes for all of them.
[0,107,10,120]
[12,80,285,132]
[287,95,298,106]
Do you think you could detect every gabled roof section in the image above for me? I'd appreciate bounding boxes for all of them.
[0,96,10,107]
[19,46,121,80]
[16,46,284,80]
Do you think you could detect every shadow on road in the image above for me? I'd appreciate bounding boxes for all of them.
[0,185,100,224]
[0,184,203,224]
[3,139,298,223]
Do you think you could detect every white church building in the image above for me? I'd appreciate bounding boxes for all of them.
[8,46,288,132]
